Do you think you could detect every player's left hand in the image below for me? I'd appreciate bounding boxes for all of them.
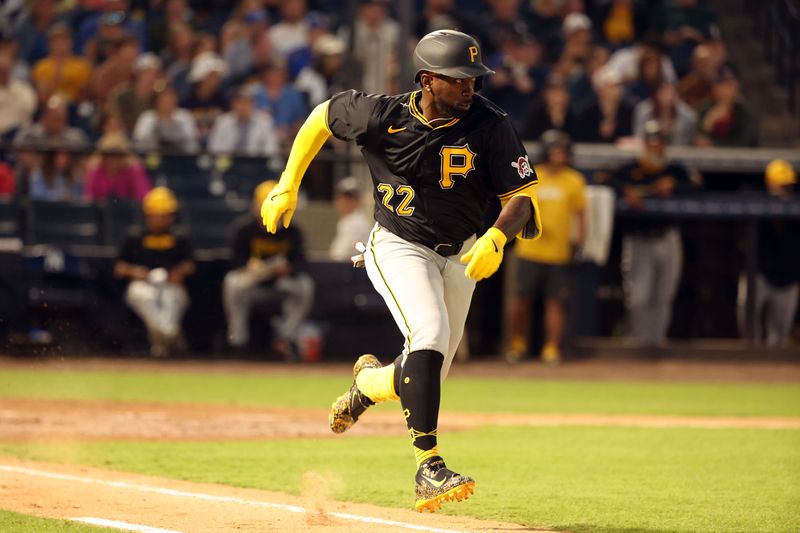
[460,227,508,281]
[261,184,298,233]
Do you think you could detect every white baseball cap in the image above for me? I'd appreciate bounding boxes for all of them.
[563,13,592,36]
[189,52,228,83]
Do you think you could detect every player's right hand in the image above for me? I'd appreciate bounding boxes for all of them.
[261,184,298,233]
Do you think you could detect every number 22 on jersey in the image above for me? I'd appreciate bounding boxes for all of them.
[377,183,415,216]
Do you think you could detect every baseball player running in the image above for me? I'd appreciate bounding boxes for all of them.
[262,30,541,513]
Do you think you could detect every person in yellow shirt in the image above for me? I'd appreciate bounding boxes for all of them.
[507,130,586,364]
[32,23,92,104]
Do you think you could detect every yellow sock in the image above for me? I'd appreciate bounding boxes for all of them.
[414,446,440,467]
[356,363,400,403]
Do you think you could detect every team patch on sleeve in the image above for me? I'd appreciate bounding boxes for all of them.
[511,155,533,179]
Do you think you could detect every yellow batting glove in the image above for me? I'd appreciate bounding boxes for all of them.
[460,227,508,281]
[261,184,298,233]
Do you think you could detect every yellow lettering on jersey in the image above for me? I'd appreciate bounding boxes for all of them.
[377,183,394,212]
[396,186,415,216]
[250,238,291,257]
[142,234,176,250]
[439,144,476,189]
[469,46,478,63]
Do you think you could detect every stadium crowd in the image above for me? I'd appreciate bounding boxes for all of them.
[0,0,796,358]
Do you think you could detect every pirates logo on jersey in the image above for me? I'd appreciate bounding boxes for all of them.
[439,144,476,189]
[511,155,533,179]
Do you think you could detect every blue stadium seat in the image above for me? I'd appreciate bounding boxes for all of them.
[184,199,249,250]
[163,173,216,199]
[27,200,102,246]
[102,199,142,246]
[224,157,277,198]
[0,198,20,238]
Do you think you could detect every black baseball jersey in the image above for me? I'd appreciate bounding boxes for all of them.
[118,230,194,270]
[326,90,538,247]
[230,215,306,272]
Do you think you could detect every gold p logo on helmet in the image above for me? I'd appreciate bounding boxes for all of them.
[143,187,178,215]
[469,46,478,63]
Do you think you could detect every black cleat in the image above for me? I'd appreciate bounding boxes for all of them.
[414,457,475,512]
[328,354,382,433]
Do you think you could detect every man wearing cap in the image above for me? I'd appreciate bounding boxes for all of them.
[110,53,163,134]
[115,187,195,357]
[207,86,279,157]
[133,86,199,154]
[329,177,372,262]
[737,160,799,347]
[13,94,90,151]
[262,30,540,512]
[223,181,313,359]
[32,23,92,104]
[611,120,695,346]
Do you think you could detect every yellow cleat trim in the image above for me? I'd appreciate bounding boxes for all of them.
[414,481,475,513]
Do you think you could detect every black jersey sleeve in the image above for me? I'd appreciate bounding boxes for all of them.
[484,115,538,200]
[117,233,139,264]
[326,90,382,145]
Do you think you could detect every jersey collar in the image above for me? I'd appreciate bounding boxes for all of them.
[408,91,460,130]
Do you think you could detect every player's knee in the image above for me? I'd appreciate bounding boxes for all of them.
[409,325,449,355]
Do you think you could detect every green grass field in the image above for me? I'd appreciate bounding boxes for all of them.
[1,367,799,532]
[0,510,111,532]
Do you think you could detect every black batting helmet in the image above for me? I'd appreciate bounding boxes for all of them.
[413,30,495,83]
[540,129,573,160]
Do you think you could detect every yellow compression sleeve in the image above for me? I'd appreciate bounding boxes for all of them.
[498,183,543,240]
[278,100,332,190]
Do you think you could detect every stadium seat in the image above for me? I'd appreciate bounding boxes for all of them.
[27,200,102,247]
[102,199,142,246]
[0,199,20,238]
[184,199,249,250]
[162,173,216,199]
[223,157,278,198]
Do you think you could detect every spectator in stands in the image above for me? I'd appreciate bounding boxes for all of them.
[84,133,152,201]
[14,95,90,151]
[694,66,752,147]
[183,51,228,139]
[521,74,580,141]
[268,0,310,62]
[484,0,531,55]
[602,35,677,88]
[0,30,30,83]
[220,20,253,85]
[161,22,195,101]
[207,85,279,157]
[415,0,479,39]
[115,187,195,357]
[575,62,633,142]
[622,48,664,108]
[677,42,719,110]
[252,59,308,148]
[28,145,83,201]
[295,34,346,108]
[0,161,14,197]
[133,86,199,154]
[14,0,62,65]
[75,0,147,56]
[147,0,196,54]
[633,82,697,146]
[346,0,401,94]
[506,130,585,364]
[527,0,564,61]
[737,160,799,347]
[0,48,36,140]
[32,23,92,105]
[596,0,646,49]
[110,53,164,134]
[223,180,314,359]
[611,121,695,346]
[653,0,716,77]
[553,14,597,111]
[329,177,372,262]
[88,34,140,108]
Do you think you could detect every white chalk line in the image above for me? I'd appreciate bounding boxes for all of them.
[1,465,467,533]
[70,517,183,533]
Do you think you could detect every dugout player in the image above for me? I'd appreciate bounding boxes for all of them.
[262,30,542,512]
[114,187,195,357]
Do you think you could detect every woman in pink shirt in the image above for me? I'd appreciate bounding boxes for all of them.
[85,133,152,201]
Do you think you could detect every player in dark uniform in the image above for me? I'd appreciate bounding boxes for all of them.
[262,30,542,512]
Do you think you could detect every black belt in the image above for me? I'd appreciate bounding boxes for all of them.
[431,241,463,257]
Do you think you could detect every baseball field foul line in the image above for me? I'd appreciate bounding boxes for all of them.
[71,517,184,533]
[1,465,467,533]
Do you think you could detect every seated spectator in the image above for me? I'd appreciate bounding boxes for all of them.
[653,0,716,77]
[596,0,647,49]
[521,74,581,141]
[88,34,140,108]
[575,67,633,142]
[14,95,90,152]
[14,0,62,65]
[633,82,697,146]
[147,0,197,54]
[220,20,253,85]
[114,187,195,357]
[252,59,308,147]
[295,34,346,108]
[507,130,585,364]
[75,0,147,56]
[737,160,799,347]
[0,48,36,139]
[268,0,310,61]
[207,86,279,157]
[223,180,314,359]
[28,145,83,201]
[133,86,199,154]
[161,22,195,101]
[622,49,664,108]
[677,43,720,110]
[694,67,752,147]
[84,133,152,201]
[32,23,92,105]
[484,0,531,56]
[0,30,31,83]
[0,162,14,197]
[183,52,228,139]
[611,121,696,346]
[554,14,600,111]
[603,35,677,88]
[329,177,372,262]
[347,0,401,94]
[110,53,164,134]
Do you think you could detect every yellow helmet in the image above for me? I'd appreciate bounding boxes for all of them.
[143,187,178,215]
[253,180,277,208]
[765,159,797,189]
